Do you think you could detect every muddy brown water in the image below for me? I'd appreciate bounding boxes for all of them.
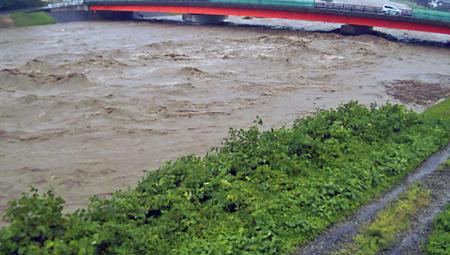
[0,20,450,225]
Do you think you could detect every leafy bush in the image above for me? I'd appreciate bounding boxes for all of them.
[425,204,450,254]
[1,102,450,255]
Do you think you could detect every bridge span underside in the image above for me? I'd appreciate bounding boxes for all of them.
[89,4,450,35]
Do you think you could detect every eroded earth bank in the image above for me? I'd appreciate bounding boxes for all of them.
[0,20,449,225]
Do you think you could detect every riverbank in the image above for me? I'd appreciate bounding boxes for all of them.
[0,11,54,28]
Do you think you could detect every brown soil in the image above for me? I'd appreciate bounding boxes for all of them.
[0,17,14,28]
[385,79,450,105]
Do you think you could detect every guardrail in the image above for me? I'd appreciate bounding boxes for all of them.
[84,0,450,23]
[84,0,414,16]
[315,2,412,16]
[47,0,84,8]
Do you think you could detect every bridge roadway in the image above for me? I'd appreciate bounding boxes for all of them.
[82,1,450,34]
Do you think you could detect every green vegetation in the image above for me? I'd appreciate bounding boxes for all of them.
[443,159,450,169]
[426,203,450,255]
[1,102,450,255]
[0,0,45,11]
[412,7,450,22]
[425,154,450,255]
[423,98,450,121]
[437,156,450,171]
[337,185,431,255]
[9,12,55,27]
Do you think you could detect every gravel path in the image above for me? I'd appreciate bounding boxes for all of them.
[296,144,450,255]
[384,164,450,255]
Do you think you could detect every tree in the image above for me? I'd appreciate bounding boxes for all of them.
[0,0,46,11]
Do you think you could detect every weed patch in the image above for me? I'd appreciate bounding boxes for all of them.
[337,185,431,255]
[423,97,450,121]
[9,12,55,27]
[426,203,450,255]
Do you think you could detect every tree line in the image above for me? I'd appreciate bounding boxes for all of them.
[0,0,46,11]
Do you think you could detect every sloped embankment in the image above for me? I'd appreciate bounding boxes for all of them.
[0,100,449,254]
[389,161,450,255]
[302,153,450,255]
[299,98,450,255]
[424,160,450,255]
[0,12,54,28]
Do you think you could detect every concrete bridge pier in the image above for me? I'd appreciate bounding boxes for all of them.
[340,24,374,35]
[182,14,228,24]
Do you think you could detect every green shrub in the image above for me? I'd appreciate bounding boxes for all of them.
[0,189,67,255]
[1,102,450,255]
[426,203,450,255]
[9,12,55,27]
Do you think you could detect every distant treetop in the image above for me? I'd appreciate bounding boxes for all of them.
[0,0,46,11]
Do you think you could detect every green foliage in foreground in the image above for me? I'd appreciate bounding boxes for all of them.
[338,185,430,255]
[426,203,450,255]
[9,12,55,27]
[1,102,450,255]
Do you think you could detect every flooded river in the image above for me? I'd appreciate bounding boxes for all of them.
[0,18,449,221]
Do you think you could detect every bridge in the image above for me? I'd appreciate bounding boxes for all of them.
[49,0,450,35]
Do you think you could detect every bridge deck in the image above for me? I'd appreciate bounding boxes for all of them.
[89,3,450,35]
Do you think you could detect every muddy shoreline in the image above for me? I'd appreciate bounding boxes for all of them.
[1,20,450,226]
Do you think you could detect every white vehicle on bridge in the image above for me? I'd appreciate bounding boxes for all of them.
[382,5,402,16]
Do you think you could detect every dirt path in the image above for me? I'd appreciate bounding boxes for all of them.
[296,144,450,255]
[383,164,450,255]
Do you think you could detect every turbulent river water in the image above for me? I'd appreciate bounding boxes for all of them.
[0,17,449,223]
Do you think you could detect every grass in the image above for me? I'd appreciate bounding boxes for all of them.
[336,98,450,255]
[337,185,431,255]
[422,98,450,120]
[438,157,450,171]
[426,203,450,255]
[443,159,450,169]
[424,97,450,171]
[9,11,55,27]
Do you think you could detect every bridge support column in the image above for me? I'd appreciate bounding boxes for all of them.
[340,25,373,35]
[182,14,227,25]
